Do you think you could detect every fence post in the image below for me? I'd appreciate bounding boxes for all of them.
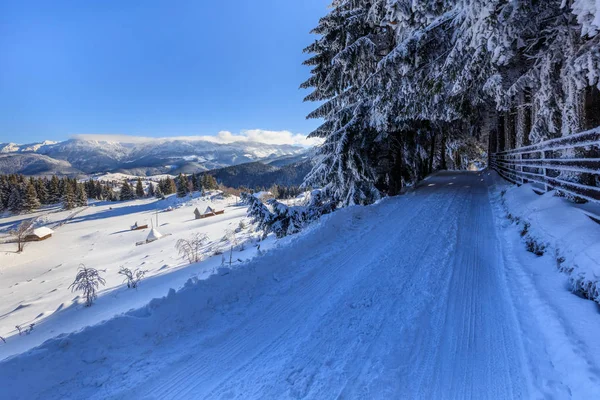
[541,150,548,192]
[519,152,524,185]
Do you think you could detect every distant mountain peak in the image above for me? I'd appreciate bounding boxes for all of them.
[0,137,311,176]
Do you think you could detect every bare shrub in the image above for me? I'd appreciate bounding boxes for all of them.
[176,233,208,264]
[119,267,147,289]
[520,222,530,237]
[15,324,34,336]
[69,264,106,306]
[525,236,546,256]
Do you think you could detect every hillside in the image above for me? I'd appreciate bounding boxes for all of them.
[206,159,312,189]
[0,153,82,176]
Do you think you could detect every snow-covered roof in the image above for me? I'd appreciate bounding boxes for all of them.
[31,227,54,238]
[253,191,272,199]
[204,206,215,214]
[146,228,163,242]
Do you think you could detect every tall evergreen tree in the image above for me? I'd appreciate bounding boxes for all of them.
[35,178,48,204]
[147,182,155,197]
[193,174,202,192]
[76,183,88,207]
[135,178,145,198]
[155,183,165,199]
[7,187,22,213]
[22,182,41,212]
[176,174,188,198]
[120,180,135,201]
[63,183,76,210]
[201,174,218,191]
[48,176,61,204]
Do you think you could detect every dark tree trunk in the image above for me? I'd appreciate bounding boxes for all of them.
[440,131,447,170]
[428,134,436,174]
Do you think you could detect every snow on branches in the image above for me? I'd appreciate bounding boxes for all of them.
[302,0,600,206]
[240,191,335,239]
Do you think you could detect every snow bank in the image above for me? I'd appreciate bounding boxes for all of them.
[495,178,600,304]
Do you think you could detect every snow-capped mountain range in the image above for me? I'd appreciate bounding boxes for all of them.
[0,138,309,176]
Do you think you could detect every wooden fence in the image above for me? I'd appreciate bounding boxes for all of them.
[490,128,600,203]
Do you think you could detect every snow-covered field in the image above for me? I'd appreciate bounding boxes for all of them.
[1,171,600,399]
[0,193,269,360]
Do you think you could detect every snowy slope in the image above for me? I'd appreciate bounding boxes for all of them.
[1,172,600,399]
[0,193,270,359]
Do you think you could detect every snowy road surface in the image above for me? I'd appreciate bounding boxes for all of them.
[2,172,600,399]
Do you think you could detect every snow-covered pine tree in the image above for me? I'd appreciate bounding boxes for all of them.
[176,174,188,198]
[147,182,155,197]
[155,183,165,199]
[267,199,305,238]
[240,192,273,236]
[62,182,76,210]
[35,178,48,204]
[135,178,145,198]
[302,0,389,206]
[193,174,202,192]
[22,182,40,212]
[76,183,88,207]
[48,175,61,204]
[120,179,135,201]
[7,187,23,213]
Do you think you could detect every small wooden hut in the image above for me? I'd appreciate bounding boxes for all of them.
[26,227,54,242]
[195,206,225,219]
[131,222,149,231]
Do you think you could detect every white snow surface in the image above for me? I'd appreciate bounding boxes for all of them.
[1,171,600,399]
[0,192,265,360]
[501,180,600,299]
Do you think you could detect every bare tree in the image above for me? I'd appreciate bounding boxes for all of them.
[69,264,106,307]
[225,229,238,267]
[118,267,147,289]
[176,233,208,264]
[10,219,34,253]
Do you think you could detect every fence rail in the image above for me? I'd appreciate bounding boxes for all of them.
[490,128,600,203]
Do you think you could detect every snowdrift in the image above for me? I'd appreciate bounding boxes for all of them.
[497,179,600,304]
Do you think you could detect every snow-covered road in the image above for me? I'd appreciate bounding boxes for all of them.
[2,171,600,399]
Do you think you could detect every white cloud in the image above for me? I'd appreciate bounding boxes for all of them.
[72,129,322,147]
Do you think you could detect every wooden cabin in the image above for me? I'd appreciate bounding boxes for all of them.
[25,227,54,242]
[196,206,224,219]
[131,222,149,231]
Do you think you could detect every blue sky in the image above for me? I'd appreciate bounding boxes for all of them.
[0,0,329,144]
